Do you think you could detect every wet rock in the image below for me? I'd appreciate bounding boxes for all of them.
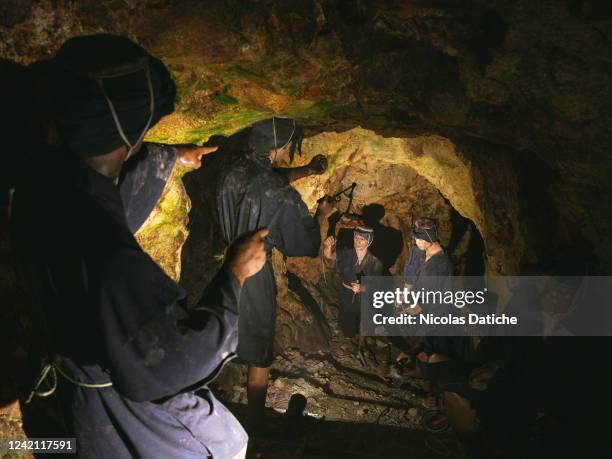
[1,0,609,271]
[2,0,611,447]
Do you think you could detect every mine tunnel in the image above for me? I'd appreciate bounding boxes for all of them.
[1,1,611,458]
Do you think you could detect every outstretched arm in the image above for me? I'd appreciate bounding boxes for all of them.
[101,230,268,402]
[174,144,219,170]
[274,154,328,183]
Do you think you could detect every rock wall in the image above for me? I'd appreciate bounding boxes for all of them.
[291,128,509,273]
[2,0,606,366]
[135,164,191,282]
[173,127,488,355]
[2,0,609,440]
[3,0,607,272]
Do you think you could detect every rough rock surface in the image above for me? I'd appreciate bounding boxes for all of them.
[2,0,610,455]
[213,269,465,458]
[135,163,192,282]
[2,0,610,273]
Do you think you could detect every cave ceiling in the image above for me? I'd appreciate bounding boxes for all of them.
[2,0,611,272]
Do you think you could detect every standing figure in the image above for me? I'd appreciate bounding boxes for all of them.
[396,218,454,361]
[323,226,383,366]
[11,35,266,459]
[395,218,467,410]
[216,117,329,426]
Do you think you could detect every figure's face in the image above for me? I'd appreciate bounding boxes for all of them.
[414,238,432,251]
[354,234,369,251]
[269,142,292,163]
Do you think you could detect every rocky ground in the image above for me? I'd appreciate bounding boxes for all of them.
[213,273,466,459]
[218,325,426,429]
[227,402,464,459]
[0,412,32,459]
[3,1,609,455]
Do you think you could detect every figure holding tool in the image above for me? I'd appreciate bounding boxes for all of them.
[216,117,331,429]
[323,224,382,366]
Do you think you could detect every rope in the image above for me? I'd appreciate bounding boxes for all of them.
[271,116,296,152]
[25,363,57,404]
[25,362,113,404]
[54,364,113,389]
[98,64,155,153]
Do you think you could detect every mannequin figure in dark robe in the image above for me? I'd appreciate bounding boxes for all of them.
[11,35,267,459]
[216,117,330,427]
[323,226,383,366]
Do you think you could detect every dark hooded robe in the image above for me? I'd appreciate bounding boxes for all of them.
[216,118,321,367]
[404,227,476,392]
[11,35,247,458]
[403,225,454,298]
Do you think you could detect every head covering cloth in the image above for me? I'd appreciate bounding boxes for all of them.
[354,225,374,247]
[33,34,175,157]
[247,116,303,162]
[412,224,438,243]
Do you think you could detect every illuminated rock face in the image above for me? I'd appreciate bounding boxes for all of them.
[4,0,606,273]
[292,128,493,270]
[3,0,608,363]
[169,127,488,354]
[138,125,507,289]
[135,166,191,282]
[2,0,610,442]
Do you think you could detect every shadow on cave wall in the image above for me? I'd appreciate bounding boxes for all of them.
[445,202,486,277]
[0,3,610,454]
[327,203,404,276]
[1,0,610,274]
[286,272,331,342]
[362,204,404,276]
[348,198,485,278]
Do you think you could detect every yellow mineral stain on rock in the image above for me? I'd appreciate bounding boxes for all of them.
[295,128,483,231]
[230,80,294,113]
[288,128,518,274]
[135,164,191,282]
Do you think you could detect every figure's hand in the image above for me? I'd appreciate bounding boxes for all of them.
[226,229,269,286]
[323,235,336,248]
[176,144,218,169]
[350,282,362,293]
[308,154,328,175]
